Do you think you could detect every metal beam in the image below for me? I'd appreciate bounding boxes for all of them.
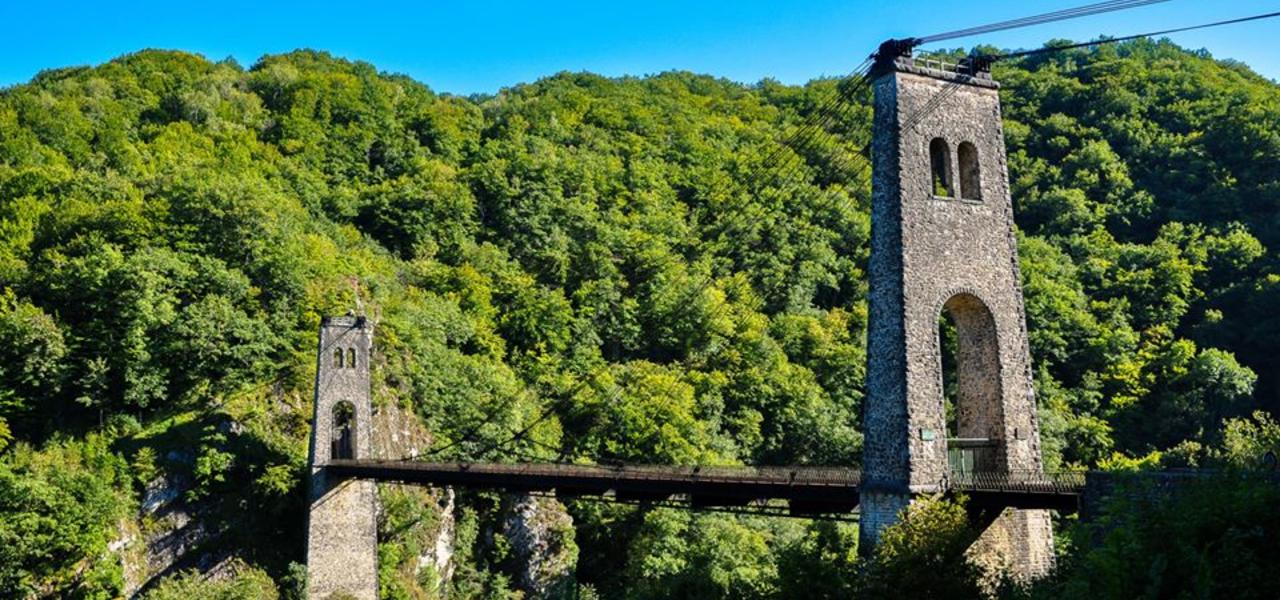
[325,459,1087,514]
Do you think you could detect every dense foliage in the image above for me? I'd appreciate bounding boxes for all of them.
[0,37,1277,597]
[1011,412,1280,600]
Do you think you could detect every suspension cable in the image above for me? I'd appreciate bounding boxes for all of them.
[919,0,1174,44]
[435,3,1212,466]
[437,66,880,463]
[985,9,1280,62]
[413,0,1280,482]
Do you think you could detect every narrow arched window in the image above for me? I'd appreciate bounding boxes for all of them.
[333,347,344,368]
[347,348,357,369]
[958,142,982,201]
[929,138,953,198]
[332,401,355,459]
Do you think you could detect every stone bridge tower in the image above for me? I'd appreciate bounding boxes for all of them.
[858,45,1054,578]
[306,316,379,599]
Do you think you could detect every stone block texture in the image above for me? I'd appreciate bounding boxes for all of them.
[968,508,1055,582]
[858,56,1053,579]
[306,316,378,600]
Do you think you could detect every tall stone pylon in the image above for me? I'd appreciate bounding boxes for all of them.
[306,316,378,599]
[858,43,1054,578]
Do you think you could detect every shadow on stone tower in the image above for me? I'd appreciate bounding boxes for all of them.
[858,44,1054,578]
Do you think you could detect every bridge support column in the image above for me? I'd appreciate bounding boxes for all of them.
[968,509,1055,583]
[306,316,378,600]
[858,46,1053,581]
[859,490,912,547]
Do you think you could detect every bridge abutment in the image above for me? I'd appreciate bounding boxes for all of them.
[968,508,1055,584]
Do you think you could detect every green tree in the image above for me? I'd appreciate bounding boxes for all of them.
[0,291,66,434]
[0,437,128,598]
[857,495,983,599]
[144,566,279,600]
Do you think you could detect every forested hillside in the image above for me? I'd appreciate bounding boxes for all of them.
[1,39,1278,598]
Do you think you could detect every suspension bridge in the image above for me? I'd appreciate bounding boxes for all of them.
[301,3,1280,598]
[326,460,1087,515]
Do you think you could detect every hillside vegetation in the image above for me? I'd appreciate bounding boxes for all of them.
[1,39,1278,598]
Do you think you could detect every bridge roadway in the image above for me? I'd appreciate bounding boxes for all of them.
[326,460,1086,515]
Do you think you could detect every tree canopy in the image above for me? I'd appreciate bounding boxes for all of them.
[0,38,1277,597]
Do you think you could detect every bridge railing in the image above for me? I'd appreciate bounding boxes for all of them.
[335,459,1088,496]
[946,470,1087,494]
[443,461,864,487]
[908,55,991,76]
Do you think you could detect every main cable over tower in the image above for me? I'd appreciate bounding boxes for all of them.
[858,43,1054,577]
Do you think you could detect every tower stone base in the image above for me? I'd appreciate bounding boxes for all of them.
[860,496,1054,584]
[306,476,379,600]
[858,490,912,550]
[968,508,1055,584]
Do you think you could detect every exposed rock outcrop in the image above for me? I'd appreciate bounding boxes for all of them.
[373,397,457,594]
[503,494,577,598]
[118,472,214,598]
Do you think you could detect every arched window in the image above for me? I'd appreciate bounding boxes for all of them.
[958,142,982,201]
[331,401,355,459]
[929,138,953,198]
[347,348,357,369]
[333,347,344,368]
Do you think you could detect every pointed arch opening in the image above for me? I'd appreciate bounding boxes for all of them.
[333,347,344,368]
[929,138,954,198]
[331,401,356,460]
[347,347,357,369]
[939,293,1003,473]
[958,142,982,201]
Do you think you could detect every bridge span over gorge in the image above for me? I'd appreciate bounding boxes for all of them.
[296,4,1280,593]
[324,459,1088,516]
[300,26,1237,599]
[302,42,1069,600]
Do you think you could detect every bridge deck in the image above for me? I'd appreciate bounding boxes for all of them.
[326,460,1086,514]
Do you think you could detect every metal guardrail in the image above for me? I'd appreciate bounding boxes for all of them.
[337,460,864,487]
[903,55,993,78]
[947,470,1087,494]
[331,460,1088,496]
[913,56,961,73]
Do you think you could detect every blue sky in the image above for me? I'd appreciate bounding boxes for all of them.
[3,1,1278,93]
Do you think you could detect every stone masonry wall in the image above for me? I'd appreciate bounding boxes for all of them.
[968,508,1055,586]
[859,57,1053,579]
[306,316,379,600]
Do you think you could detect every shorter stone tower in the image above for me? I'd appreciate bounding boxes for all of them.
[858,44,1054,578]
[306,316,378,599]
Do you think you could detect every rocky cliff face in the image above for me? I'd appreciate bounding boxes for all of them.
[373,396,458,595]
[424,487,458,586]
[503,494,577,598]
[117,453,233,598]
